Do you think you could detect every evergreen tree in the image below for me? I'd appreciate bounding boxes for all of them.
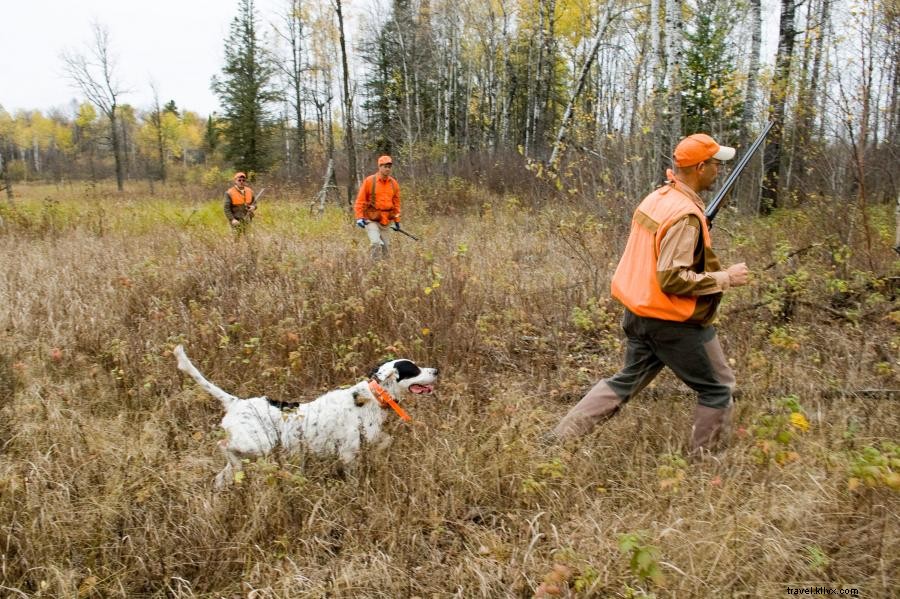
[361,28,400,154]
[212,0,281,173]
[681,0,743,140]
[360,0,438,159]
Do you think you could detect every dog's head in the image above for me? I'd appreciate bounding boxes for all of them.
[368,359,438,396]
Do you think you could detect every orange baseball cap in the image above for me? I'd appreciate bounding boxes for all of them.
[377,155,393,166]
[673,134,735,167]
[234,172,247,180]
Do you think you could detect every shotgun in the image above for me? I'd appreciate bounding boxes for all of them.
[705,121,774,227]
[248,187,265,219]
[392,225,420,241]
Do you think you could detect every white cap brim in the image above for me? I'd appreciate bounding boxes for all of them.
[714,145,736,161]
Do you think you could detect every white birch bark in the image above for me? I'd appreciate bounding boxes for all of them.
[664,0,682,142]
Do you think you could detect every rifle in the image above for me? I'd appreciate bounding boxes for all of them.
[705,121,773,227]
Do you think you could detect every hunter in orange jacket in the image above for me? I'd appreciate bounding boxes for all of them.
[354,157,401,225]
[548,133,751,456]
[355,155,401,260]
[224,172,256,227]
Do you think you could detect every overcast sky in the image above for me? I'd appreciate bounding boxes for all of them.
[2,0,371,117]
[3,0,778,119]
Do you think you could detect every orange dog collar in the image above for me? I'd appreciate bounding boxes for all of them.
[368,380,411,422]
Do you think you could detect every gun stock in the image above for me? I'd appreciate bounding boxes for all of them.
[705,121,774,227]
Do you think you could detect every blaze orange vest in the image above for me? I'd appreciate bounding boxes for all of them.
[227,186,253,206]
[364,175,399,224]
[610,179,713,322]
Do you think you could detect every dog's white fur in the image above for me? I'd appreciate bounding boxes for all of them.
[174,345,438,488]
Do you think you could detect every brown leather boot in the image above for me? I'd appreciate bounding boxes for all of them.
[549,381,623,442]
[690,402,733,455]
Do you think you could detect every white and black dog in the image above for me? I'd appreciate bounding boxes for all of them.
[174,345,438,488]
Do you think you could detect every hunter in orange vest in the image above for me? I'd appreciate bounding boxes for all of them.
[224,172,256,228]
[548,133,750,455]
[354,155,401,260]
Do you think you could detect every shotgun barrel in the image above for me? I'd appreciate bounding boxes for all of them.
[705,121,774,227]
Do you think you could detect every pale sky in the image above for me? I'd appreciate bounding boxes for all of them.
[3,0,778,119]
[2,0,372,117]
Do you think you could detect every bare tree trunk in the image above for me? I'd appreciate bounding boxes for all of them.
[150,85,166,183]
[741,0,762,141]
[894,193,900,253]
[665,0,683,145]
[62,24,126,192]
[313,158,340,217]
[649,0,664,168]
[394,24,417,178]
[761,0,797,214]
[333,0,357,206]
[548,3,617,170]
[0,146,12,204]
[291,0,307,171]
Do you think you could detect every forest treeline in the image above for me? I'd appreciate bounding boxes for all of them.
[0,0,897,214]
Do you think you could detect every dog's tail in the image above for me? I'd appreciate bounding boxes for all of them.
[174,345,240,410]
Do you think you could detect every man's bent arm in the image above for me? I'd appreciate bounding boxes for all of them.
[656,215,729,296]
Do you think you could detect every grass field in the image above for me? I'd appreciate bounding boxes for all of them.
[0,181,897,597]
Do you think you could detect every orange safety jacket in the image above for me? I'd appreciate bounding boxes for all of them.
[610,176,716,322]
[227,186,253,206]
[354,175,400,225]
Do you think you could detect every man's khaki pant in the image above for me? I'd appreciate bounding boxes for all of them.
[364,221,391,260]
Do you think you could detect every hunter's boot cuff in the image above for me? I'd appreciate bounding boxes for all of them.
[690,403,733,455]
[550,381,623,442]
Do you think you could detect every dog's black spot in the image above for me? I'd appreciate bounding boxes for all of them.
[394,360,422,381]
[266,397,302,411]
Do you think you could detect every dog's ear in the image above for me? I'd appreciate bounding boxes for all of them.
[369,360,399,383]
[382,368,398,383]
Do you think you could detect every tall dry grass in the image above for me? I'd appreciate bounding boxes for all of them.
[0,182,897,597]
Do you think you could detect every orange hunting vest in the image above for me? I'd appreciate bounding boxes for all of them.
[610,179,713,322]
[227,186,253,206]
[364,175,399,224]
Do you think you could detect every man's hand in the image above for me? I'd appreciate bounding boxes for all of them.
[356,218,368,228]
[391,221,401,231]
[726,262,750,287]
[230,218,239,226]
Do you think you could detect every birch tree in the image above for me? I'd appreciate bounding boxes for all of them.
[740,0,762,141]
[274,0,310,177]
[664,0,683,145]
[548,1,624,169]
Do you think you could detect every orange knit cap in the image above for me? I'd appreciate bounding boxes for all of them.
[673,134,735,167]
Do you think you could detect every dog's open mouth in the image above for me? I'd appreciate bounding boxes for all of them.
[409,384,434,394]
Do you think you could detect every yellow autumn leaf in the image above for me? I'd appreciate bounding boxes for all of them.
[233,471,245,484]
[421,328,431,336]
[790,412,810,432]
[424,287,433,295]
